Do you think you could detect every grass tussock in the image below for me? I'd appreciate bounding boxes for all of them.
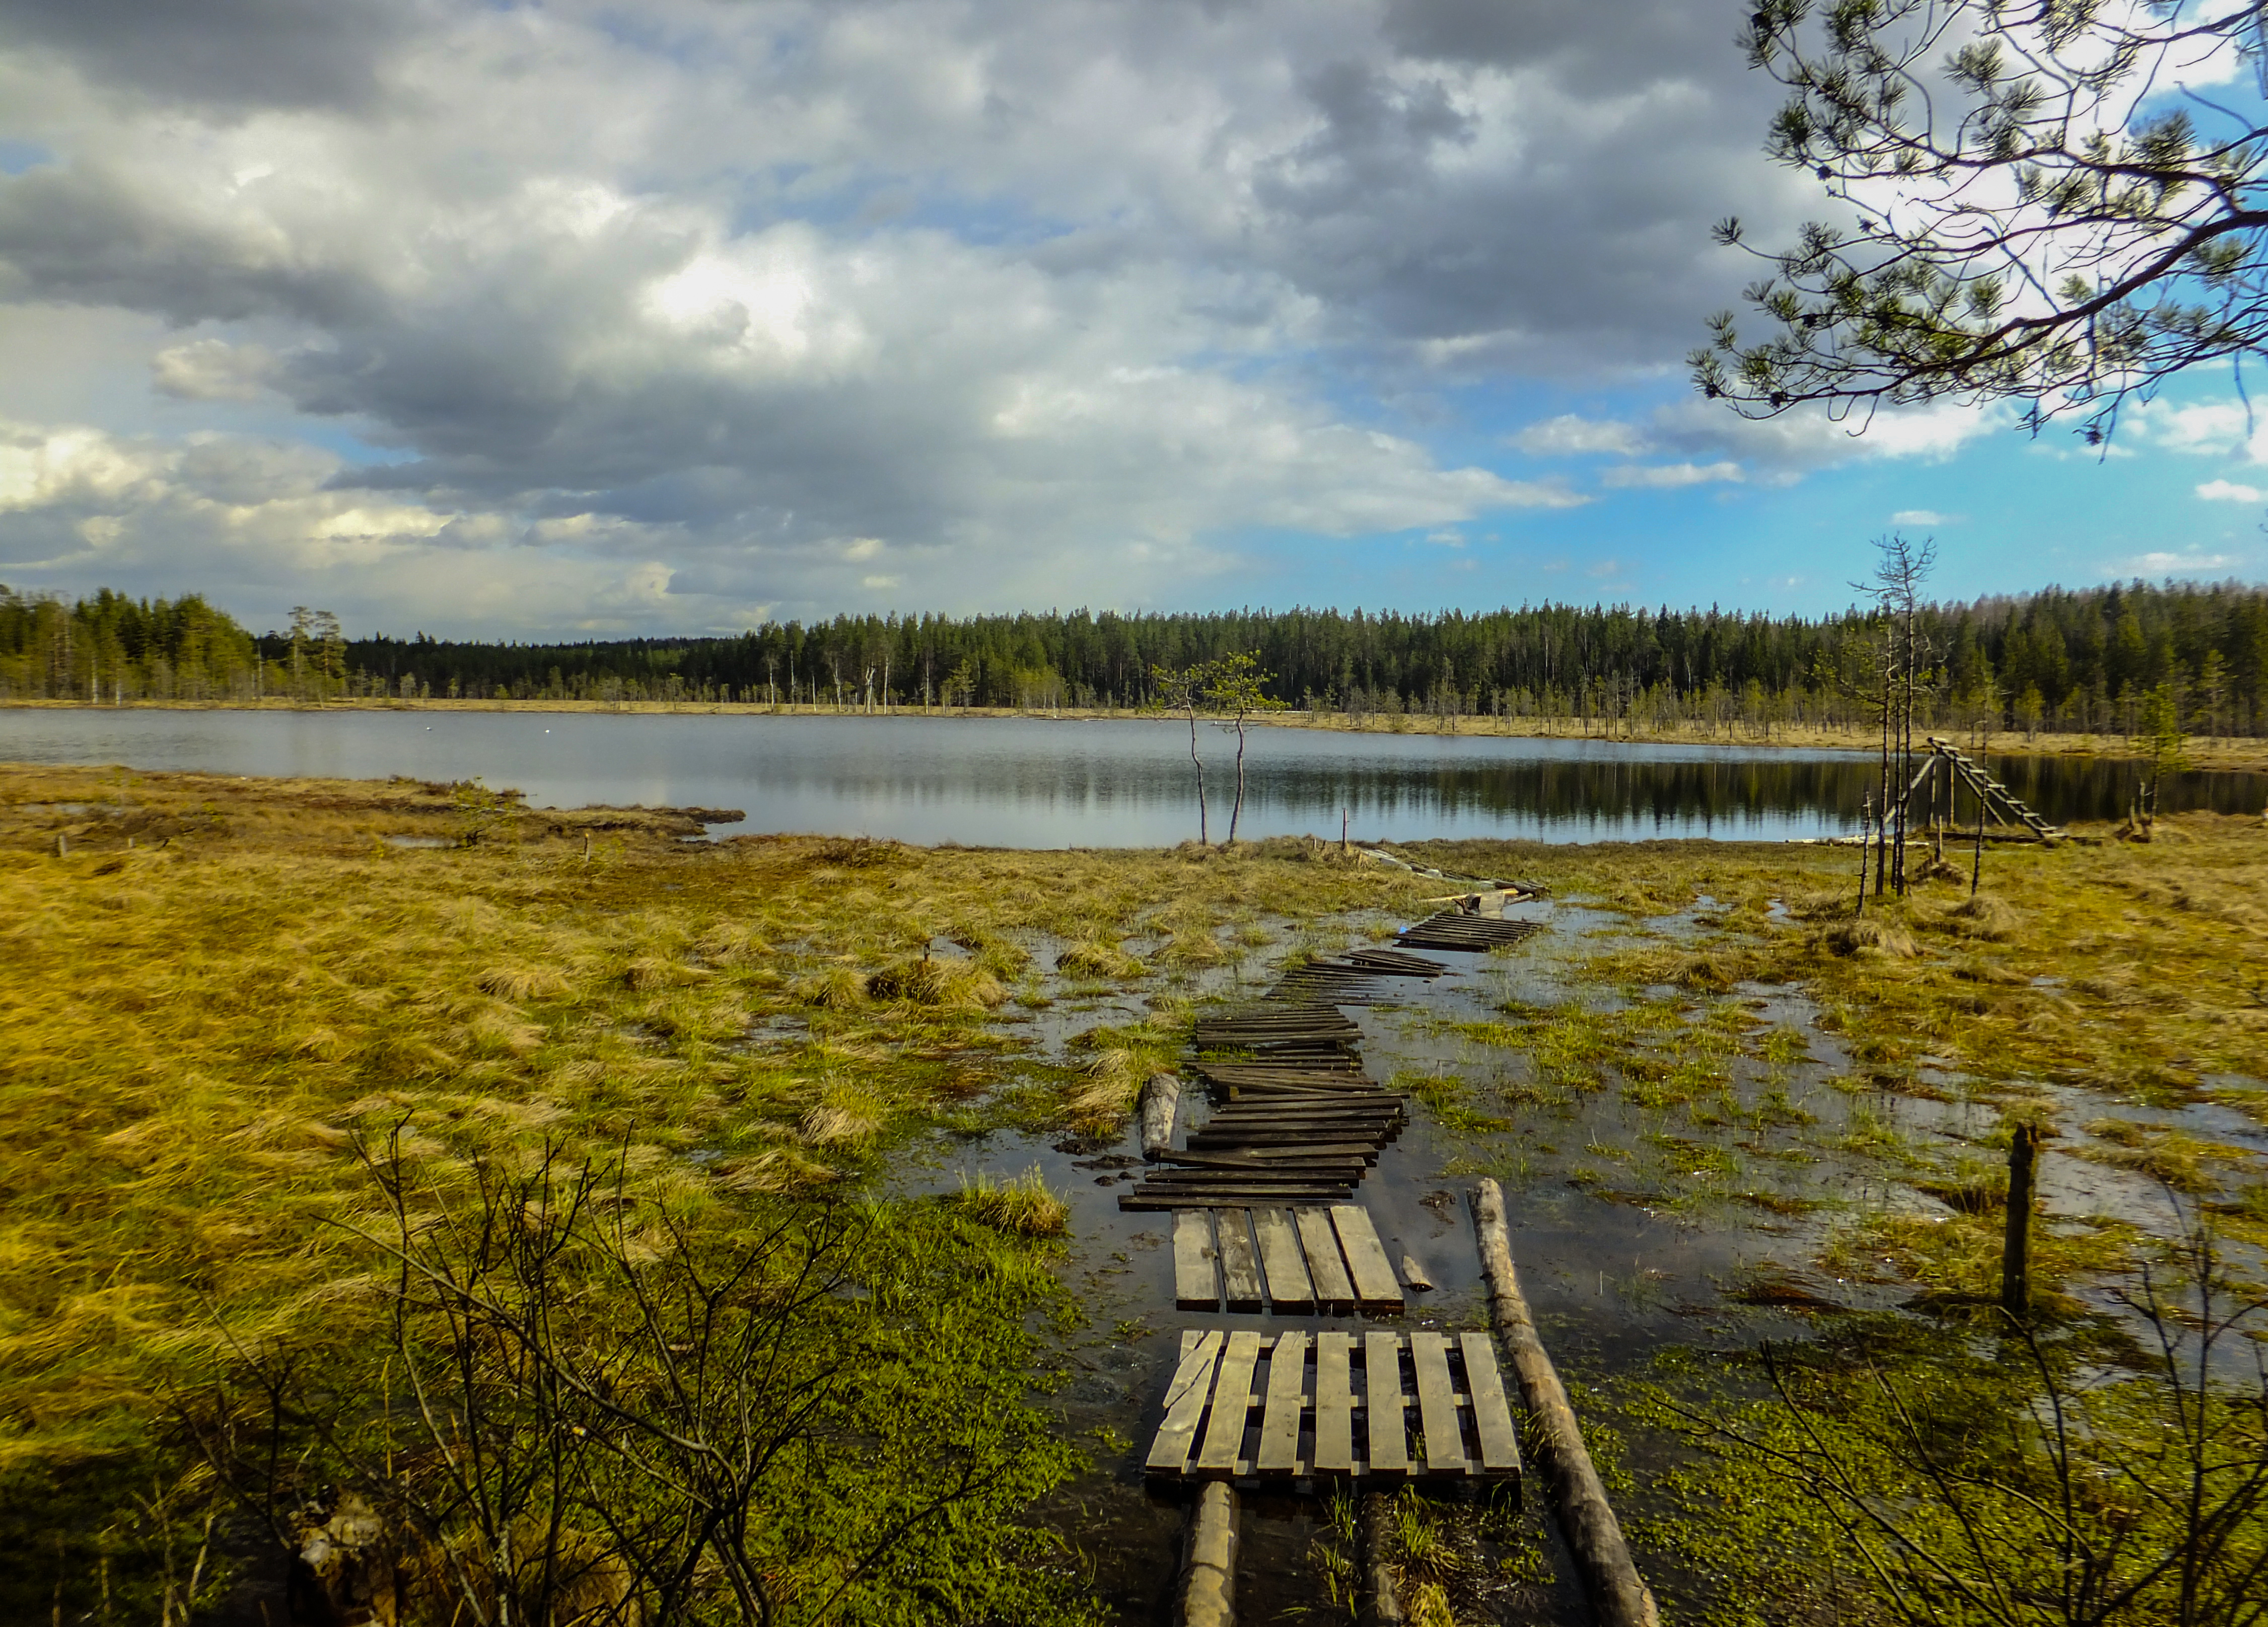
[949,1170,1070,1236]
[1054,938,1148,980]
[865,955,1007,1010]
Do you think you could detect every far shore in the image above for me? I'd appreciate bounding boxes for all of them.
[7,694,2266,774]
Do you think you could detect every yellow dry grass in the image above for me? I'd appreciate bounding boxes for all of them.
[0,762,1431,1479]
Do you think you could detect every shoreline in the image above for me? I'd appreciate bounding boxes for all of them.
[6,694,2267,773]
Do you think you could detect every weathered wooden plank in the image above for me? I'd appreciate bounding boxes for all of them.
[1254,1330,1308,1472]
[1252,1208,1314,1310]
[1162,1151,1373,1173]
[1173,1211,1219,1310]
[1409,1332,1467,1473]
[1313,1331,1355,1473]
[1216,1211,1266,1311]
[1297,1207,1357,1313]
[1146,1330,1224,1473]
[1332,1206,1405,1312]
[1459,1332,1521,1474]
[1365,1332,1408,1472]
[1120,1190,1356,1211]
[1195,1329,1264,1473]
[1138,1072,1180,1159]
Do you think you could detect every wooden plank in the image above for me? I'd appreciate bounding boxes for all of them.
[1459,1332,1522,1474]
[1312,1331,1355,1473]
[1146,1330,1224,1473]
[1173,1211,1220,1310]
[1365,1331,1408,1472]
[1216,1211,1265,1310]
[1162,1151,1373,1173]
[1254,1330,1308,1472]
[1297,1207,1356,1313]
[1252,1208,1314,1310]
[1194,1329,1264,1473]
[1409,1332,1467,1473]
[1120,1190,1355,1211]
[1331,1206,1405,1311]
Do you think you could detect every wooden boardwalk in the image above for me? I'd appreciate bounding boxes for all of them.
[1172,1205,1405,1313]
[1397,912,1545,952]
[1147,1328,1522,1484]
[1126,1003,1405,1209]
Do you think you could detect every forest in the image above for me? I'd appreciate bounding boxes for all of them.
[5,578,2267,739]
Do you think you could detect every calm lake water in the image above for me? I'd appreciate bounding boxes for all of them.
[3,709,2260,846]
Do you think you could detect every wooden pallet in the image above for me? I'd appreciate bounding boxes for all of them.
[1147,1328,1522,1484]
[1172,1205,1404,1312]
[1397,913,1545,952]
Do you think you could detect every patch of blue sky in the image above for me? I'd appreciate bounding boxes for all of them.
[0,140,51,175]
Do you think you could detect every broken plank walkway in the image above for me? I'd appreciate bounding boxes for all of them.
[1172,1205,1405,1313]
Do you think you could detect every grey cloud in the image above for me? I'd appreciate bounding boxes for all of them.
[0,0,1811,631]
[0,0,412,111]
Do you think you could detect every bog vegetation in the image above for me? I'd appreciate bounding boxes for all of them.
[5,763,2265,1624]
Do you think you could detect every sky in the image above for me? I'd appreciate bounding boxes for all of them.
[0,0,2261,639]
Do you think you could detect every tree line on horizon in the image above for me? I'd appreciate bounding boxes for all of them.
[6,577,2268,742]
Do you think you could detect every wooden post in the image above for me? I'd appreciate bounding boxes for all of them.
[1971,777,1986,897]
[1856,796,1870,916]
[1342,807,1350,855]
[1178,1481,1237,1627]
[1470,1180,1658,1627]
[2001,1124,2041,1318]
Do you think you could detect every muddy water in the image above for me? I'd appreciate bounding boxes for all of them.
[885,903,2265,1624]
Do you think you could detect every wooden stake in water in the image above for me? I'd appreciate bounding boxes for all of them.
[2002,1124,2041,1318]
[1856,795,1870,916]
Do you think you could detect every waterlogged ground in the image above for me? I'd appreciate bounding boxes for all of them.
[892,870,2268,1625]
[8,764,2267,1625]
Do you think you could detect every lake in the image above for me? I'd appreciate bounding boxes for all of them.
[3,708,2259,847]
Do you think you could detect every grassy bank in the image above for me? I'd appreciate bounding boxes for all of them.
[5,763,2263,1623]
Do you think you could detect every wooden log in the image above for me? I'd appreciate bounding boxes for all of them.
[1469,1179,1657,1627]
[1360,1493,1407,1627]
[1141,1072,1182,1159]
[1121,1190,1356,1211]
[1179,1481,1237,1627]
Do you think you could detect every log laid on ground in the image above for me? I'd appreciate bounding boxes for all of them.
[1469,1179,1658,1627]
[1179,1481,1237,1627]
[1141,1072,1182,1159]
[1360,1492,1407,1627]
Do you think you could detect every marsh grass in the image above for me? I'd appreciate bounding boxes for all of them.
[1,763,1429,1617]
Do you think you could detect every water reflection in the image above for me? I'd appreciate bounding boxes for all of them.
[2,709,2259,847]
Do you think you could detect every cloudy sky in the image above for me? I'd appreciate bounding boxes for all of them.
[0,0,2258,639]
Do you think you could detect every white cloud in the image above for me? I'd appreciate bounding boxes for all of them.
[2104,549,2242,578]
[1512,414,1648,457]
[1602,459,1742,489]
[2195,479,2263,504]
[1889,508,1948,526]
